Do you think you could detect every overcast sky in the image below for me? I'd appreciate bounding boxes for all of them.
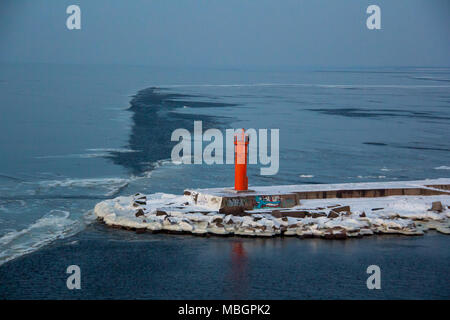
[0,0,449,67]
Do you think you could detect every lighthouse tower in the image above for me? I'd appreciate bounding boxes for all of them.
[234,129,249,191]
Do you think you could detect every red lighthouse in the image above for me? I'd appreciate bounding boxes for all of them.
[234,129,249,191]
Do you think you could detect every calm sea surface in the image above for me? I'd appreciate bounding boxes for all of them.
[0,63,449,298]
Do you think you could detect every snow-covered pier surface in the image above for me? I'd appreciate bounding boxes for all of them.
[94,179,450,239]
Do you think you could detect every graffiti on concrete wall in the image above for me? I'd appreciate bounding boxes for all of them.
[226,197,249,208]
[254,195,281,209]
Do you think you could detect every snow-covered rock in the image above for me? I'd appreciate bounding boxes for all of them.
[94,192,450,238]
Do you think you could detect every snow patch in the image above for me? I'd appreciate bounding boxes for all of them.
[435,166,450,170]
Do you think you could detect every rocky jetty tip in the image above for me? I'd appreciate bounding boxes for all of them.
[94,179,450,239]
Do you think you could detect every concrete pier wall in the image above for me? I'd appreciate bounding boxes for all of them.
[186,179,450,212]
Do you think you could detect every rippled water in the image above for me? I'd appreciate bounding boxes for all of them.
[1,226,449,299]
[0,63,449,269]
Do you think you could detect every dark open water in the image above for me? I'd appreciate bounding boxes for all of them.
[1,225,449,299]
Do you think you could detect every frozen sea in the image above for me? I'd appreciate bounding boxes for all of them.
[0,63,449,299]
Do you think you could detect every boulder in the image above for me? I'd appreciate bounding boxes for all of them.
[271,210,282,218]
[272,210,307,218]
[323,232,334,240]
[430,201,443,212]
[135,209,145,217]
[212,217,223,224]
[360,212,366,217]
[323,227,347,240]
[334,231,347,240]
[287,211,308,218]
[219,206,246,216]
[328,210,339,219]
[436,226,450,235]
[156,210,167,216]
[332,206,351,213]
[311,212,326,218]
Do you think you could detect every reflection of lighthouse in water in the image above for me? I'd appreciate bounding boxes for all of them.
[228,241,249,298]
